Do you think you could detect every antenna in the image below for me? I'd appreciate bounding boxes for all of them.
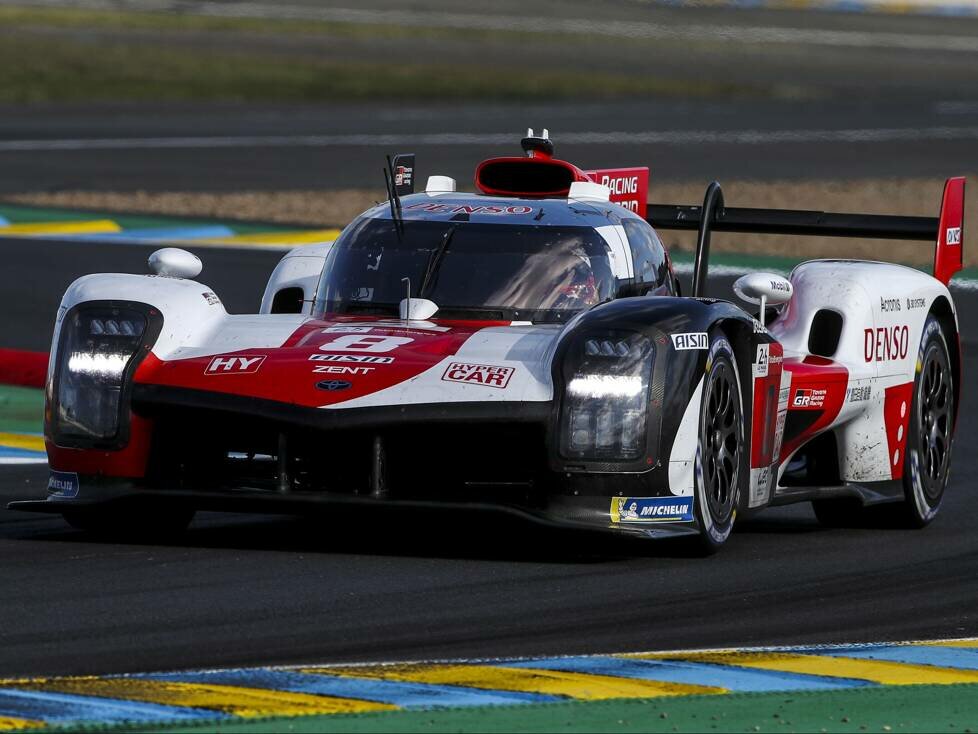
[521,128,555,159]
[401,277,412,320]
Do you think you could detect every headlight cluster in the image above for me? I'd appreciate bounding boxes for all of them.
[559,332,654,461]
[52,306,150,445]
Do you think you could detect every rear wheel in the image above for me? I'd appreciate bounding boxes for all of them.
[693,335,744,554]
[900,315,954,527]
[812,315,954,529]
[63,504,195,540]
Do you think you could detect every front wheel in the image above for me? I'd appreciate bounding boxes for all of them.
[693,334,745,554]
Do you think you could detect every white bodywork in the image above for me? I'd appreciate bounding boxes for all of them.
[52,252,955,508]
[770,260,954,485]
[663,259,956,505]
[53,272,308,362]
[259,242,332,315]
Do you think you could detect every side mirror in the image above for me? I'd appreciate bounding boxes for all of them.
[733,272,793,326]
[148,248,202,279]
[399,297,439,321]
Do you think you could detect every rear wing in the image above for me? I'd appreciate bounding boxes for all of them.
[647,177,965,297]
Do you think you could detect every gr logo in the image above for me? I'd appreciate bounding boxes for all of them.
[320,334,413,353]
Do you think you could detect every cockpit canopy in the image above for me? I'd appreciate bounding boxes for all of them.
[315,205,675,323]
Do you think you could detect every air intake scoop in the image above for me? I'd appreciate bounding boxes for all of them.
[475,128,590,199]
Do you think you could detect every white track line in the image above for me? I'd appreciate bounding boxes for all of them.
[3,126,978,152]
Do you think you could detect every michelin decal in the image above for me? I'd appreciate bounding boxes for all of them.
[610,496,694,524]
[47,471,80,499]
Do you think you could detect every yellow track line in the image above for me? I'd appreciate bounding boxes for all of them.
[7,678,394,718]
[189,229,341,247]
[634,651,978,685]
[306,664,722,700]
[923,639,978,648]
[0,717,43,731]
[0,220,120,236]
[0,434,44,453]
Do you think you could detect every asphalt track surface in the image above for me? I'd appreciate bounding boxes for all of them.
[3,98,978,193]
[2,1,978,192]
[0,236,976,678]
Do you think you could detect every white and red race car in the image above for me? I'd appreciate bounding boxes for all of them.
[11,132,965,552]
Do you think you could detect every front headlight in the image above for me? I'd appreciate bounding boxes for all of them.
[559,332,654,461]
[51,304,154,446]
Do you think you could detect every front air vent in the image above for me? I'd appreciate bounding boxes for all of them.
[808,309,843,357]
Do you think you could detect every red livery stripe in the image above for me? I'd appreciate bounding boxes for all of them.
[0,348,48,388]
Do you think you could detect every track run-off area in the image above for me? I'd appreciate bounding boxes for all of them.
[1,639,978,731]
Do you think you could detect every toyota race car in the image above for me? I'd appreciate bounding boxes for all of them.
[11,131,966,553]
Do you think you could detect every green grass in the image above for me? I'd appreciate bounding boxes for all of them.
[0,5,517,42]
[64,684,978,734]
[0,35,754,104]
[0,5,768,103]
[0,385,44,434]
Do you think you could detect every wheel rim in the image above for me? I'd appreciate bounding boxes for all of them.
[703,362,740,522]
[917,343,952,500]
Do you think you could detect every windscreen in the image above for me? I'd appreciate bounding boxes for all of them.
[316,217,617,322]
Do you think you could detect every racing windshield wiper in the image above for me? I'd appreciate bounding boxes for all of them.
[419,224,457,298]
[383,155,404,237]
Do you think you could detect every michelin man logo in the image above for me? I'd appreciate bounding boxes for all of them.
[619,500,640,520]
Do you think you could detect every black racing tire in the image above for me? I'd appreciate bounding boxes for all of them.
[692,334,745,554]
[63,504,195,541]
[898,314,954,528]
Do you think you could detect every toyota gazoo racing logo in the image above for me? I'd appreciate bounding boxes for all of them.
[792,388,827,409]
[947,226,962,246]
[394,165,413,189]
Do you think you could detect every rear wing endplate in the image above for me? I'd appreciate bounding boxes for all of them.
[647,177,965,296]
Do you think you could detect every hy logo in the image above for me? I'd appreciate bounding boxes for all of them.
[206,355,265,374]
